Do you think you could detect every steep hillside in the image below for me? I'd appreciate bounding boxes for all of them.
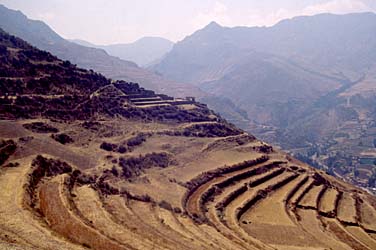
[152,13,376,190]
[72,37,174,67]
[0,4,251,129]
[0,4,198,98]
[0,28,217,124]
[1,27,376,250]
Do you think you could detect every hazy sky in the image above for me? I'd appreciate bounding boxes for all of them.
[0,0,375,45]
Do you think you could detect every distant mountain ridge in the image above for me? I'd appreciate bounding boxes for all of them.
[0,4,197,98]
[152,12,376,126]
[0,4,252,128]
[0,27,220,124]
[154,13,376,84]
[71,36,174,67]
[152,12,376,189]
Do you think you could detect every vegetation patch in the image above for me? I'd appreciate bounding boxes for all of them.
[99,132,152,153]
[216,184,248,213]
[27,155,72,207]
[119,152,172,178]
[100,141,118,152]
[0,139,17,166]
[162,123,242,138]
[158,200,173,211]
[31,155,72,178]
[126,132,150,147]
[51,133,74,144]
[3,162,20,168]
[81,121,101,130]
[184,123,242,137]
[23,122,59,133]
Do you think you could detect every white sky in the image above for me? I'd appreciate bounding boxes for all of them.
[0,0,375,45]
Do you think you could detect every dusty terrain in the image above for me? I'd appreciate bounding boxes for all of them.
[1,117,376,250]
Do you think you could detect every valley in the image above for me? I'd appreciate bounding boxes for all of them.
[0,2,375,249]
[151,13,376,193]
[0,26,376,250]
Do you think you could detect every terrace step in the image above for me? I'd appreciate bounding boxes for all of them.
[103,195,182,250]
[0,162,84,250]
[299,212,354,250]
[221,171,290,235]
[130,97,163,102]
[73,185,156,250]
[322,218,371,250]
[345,226,376,249]
[337,192,358,226]
[240,174,307,227]
[318,187,338,217]
[358,198,376,233]
[129,201,198,250]
[175,214,248,250]
[183,156,270,222]
[39,175,129,250]
[298,184,325,210]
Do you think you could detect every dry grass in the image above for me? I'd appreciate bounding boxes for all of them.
[319,187,338,214]
[359,199,376,232]
[39,175,127,250]
[299,184,324,209]
[337,193,358,224]
[1,119,376,250]
[241,174,306,226]
[0,159,83,250]
[346,226,376,249]
[74,185,154,249]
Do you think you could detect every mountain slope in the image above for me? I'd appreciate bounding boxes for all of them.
[152,13,376,190]
[0,4,198,98]
[154,13,376,83]
[0,4,253,131]
[1,28,376,250]
[72,36,174,67]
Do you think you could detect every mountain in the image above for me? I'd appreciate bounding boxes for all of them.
[152,14,376,189]
[72,37,174,67]
[70,38,97,48]
[0,4,251,128]
[152,13,376,114]
[0,27,217,123]
[154,14,376,83]
[1,27,376,250]
[0,4,197,98]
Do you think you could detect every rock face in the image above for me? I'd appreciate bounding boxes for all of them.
[1,27,376,250]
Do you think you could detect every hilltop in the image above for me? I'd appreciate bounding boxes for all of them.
[1,28,376,250]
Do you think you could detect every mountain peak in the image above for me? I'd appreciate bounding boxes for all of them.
[204,21,222,30]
